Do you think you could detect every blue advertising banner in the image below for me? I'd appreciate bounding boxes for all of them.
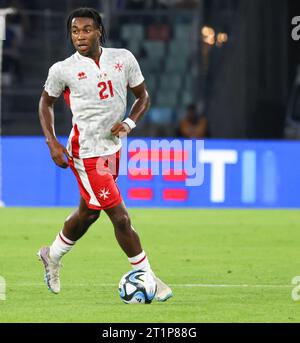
[2,137,300,208]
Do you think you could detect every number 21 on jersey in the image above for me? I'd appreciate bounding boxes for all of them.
[98,80,114,100]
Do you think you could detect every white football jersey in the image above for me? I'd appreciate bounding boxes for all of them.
[44,47,144,158]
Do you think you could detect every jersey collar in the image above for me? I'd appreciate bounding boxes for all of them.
[75,47,104,64]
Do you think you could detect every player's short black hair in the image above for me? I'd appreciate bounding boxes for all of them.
[66,7,106,44]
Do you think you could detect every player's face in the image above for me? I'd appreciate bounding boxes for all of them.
[71,17,101,56]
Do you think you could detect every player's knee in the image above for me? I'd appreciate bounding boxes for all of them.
[80,211,100,225]
[87,212,100,224]
[114,213,131,232]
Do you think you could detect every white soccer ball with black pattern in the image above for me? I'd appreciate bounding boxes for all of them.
[118,270,157,304]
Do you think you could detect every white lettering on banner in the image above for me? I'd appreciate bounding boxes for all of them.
[184,140,204,187]
[125,138,149,175]
[122,138,205,187]
[200,150,238,203]
[150,139,184,176]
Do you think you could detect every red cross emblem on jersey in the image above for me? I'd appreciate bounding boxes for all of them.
[114,63,123,72]
[78,72,87,80]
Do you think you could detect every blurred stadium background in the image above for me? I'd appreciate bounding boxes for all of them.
[1,0,300,208]
[2,0,300,138]
[1,0,300,323]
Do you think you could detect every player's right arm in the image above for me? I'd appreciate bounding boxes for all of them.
[38,90,71,169]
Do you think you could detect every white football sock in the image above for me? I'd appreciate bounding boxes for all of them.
[128,250,151,272]
[49,230,75,264]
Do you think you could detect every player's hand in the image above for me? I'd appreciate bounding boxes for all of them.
[111,122,131,138]
[47,139,71,169]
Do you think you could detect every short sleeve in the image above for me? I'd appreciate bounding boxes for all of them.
[44,63,65,97]
[126,50,144,88]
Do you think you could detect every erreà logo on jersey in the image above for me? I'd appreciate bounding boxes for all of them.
[77,72,87,80]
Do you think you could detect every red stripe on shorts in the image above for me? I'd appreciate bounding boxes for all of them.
[71,124,80,158]
[68,158,94,207]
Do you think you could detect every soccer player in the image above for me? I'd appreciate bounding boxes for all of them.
[37,7,172,302]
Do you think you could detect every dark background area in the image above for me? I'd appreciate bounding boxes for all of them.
[1,0,300,139]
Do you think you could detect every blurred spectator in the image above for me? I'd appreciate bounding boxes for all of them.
[147,18,171,42]
[155,0,177,8]
[126,0,147,10]
[156,0,197,9]
[5,0,30,40]
[178,104,208,138]
[284,69,300,139]
[2,17,22,86]
[175,0,198,9]
[2,0,29,85]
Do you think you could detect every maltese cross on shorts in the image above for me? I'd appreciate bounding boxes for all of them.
[99,188,111,200]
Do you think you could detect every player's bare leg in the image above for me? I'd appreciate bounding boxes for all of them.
[105,201,173,302]
[37,196,100,294]
[104,201,142,257]
[62,196,100,241]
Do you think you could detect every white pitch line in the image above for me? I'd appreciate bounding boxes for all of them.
[173,284,291,288]
[8,283,291,288]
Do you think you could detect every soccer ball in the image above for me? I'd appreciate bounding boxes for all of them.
[118,269,157,304]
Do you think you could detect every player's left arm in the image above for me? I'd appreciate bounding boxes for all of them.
[111,82,150,137]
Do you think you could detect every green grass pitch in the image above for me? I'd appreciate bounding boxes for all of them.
[0,208,299,323]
